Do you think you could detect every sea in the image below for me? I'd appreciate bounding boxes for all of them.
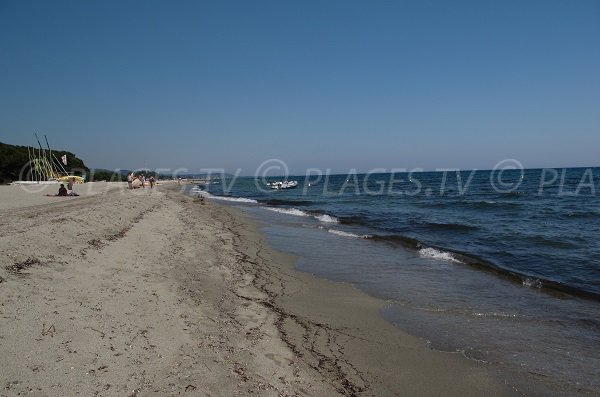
[188,167,600,396]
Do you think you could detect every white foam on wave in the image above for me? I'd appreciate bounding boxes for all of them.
[328,229,370,239]
[263,207,310,217]
[210,196,258,203]
[472,311,520,318]
[192,189,258,203]
[262,207,340,224]
[419,247,462,263]
[522,278,542,288]
[315,214,339,223]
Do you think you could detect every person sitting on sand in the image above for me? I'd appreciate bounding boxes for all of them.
[45,184,78,197]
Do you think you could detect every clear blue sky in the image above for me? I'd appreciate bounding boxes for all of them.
[1,0,598,174]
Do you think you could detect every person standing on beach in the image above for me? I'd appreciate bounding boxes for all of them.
[149,175,156,189]
[67,177,74,194]
[127,172,133,189]
[140,175,146,189]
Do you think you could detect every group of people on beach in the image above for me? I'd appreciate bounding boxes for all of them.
[49,177,79,197]
[127,172,156,190]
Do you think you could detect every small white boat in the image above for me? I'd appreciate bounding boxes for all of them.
[266,180,298,190]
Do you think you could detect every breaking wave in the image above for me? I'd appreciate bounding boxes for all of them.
[263,207,310,217]
[190,189,258,203]
[209,196,258,203]
[263,207,340,224]
[419,247,462,263]
[328,229,370,239]
[315,214,339,223]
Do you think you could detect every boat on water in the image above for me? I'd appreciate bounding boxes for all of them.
[266,180,298,190]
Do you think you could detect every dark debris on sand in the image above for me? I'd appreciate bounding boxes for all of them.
[6,257,43,275]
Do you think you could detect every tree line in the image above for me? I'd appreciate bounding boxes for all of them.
[0,141,89,183]
[0,141,146,183]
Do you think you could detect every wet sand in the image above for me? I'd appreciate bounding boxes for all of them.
[0,182,517,396]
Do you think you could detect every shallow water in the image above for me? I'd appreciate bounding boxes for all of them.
[247,211,600,395]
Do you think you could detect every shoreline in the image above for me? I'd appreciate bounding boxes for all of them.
[0,182,521,395]
[216,203,521,396]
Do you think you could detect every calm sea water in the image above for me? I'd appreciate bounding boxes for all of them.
[190,168,600,395]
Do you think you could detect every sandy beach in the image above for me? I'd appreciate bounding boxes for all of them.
[0,182,518,396]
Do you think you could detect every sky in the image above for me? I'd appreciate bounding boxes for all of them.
[0,0,599,174]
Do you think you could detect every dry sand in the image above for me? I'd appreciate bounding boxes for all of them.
[0,182,517,396]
